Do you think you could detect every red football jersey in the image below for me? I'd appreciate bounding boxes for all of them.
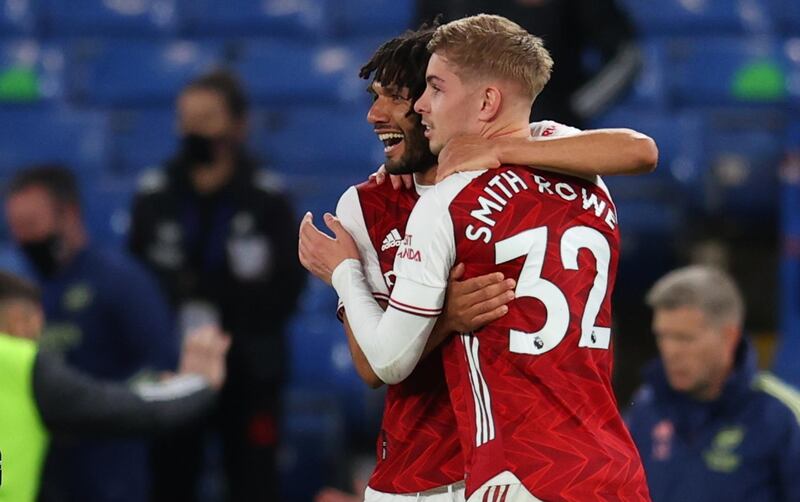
[391,166,650,501]
[336,179,464,493]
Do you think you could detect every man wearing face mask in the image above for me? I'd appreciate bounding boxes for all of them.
[128,69,306,501]
[3,165,179,502]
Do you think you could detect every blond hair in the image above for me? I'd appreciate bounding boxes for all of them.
[428,14,553,102]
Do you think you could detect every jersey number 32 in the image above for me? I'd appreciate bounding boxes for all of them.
[495,225,611,355]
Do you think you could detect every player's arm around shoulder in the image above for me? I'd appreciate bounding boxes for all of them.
[435,121,657,182]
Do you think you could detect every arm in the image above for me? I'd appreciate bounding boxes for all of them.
[34,353,214,437]
[436,128,658,182]
[342,265,515,388]
[331,259,437,384]
[34,326,229,437]
[495,128,657,175]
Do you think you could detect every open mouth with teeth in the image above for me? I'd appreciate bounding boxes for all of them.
[378,132,405,154]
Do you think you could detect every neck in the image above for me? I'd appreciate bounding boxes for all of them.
[692,365,734,401]
[480,118,531,142]
[414,164,438,186]
[190,156,236,194]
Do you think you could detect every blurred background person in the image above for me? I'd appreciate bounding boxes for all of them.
[3,165,178,502]
[0,270,229,502]
[626,265,800,501]
[415,0,641,128]
[127,69,306,501]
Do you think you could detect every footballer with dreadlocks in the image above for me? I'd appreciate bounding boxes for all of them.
[299,22,657,502]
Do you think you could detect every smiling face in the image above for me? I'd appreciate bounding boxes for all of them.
[367,80,436,175]
[414,53,483,156]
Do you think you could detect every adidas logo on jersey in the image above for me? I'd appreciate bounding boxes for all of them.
[381,229,403,251]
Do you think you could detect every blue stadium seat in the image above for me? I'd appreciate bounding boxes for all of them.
[0,0,37,37]
[40,0,179,37]
[181,0,331,38]
[620,0,775,36]
[785,38,800,109]
[0,242,32,278]
[702,109,783,216]
[233,40,364,106]
[286,304,369,429]
[614,200,682,239]
[593,107,708,189]
[280,389,346,502]
[616,39,668,110]
[82,179,135,247]
[776,119,800,386]
[774,0,800,34]
[667,37,788,107]
[254,105,382,175]
[0,109,108,177]
[288,314,357,386]
[0,40,65,104]
[334,0,413,37]
[70,40,222,106]
[108,108,176,175]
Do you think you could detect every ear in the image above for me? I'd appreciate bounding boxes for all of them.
[722,323,741,357]
[477,86,502,122]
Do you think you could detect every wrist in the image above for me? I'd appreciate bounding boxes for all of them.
[492,137,513,164]
[331,258,361,298]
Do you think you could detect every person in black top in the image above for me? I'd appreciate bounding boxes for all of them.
[416,0,641,128]
[128,69,306,501]
[0,270,228,502]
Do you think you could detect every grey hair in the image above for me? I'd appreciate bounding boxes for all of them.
[645,265,745,327]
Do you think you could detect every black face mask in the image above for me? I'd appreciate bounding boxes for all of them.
[20,234,64,279]
[180,133,216,167]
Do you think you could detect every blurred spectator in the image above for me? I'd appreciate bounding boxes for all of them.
[3,165,179,502]
[626,265,800,501]
[0,270,229,502]
[416,0,640,128]
[128,69,306,501]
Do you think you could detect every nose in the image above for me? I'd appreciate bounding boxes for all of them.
[658,339,683,365]
[367,97,389,125]
[414,87,430,115]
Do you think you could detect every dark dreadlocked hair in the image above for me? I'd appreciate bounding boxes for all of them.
[359,18,442,105]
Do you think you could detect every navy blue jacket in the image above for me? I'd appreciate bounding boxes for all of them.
[625,340,800,502]
[37,246,178,502]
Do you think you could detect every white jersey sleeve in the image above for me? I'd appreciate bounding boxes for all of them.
[529,120,582,138]
[388,183,458,317]
[334,186,389,318]
[332,259,436,384]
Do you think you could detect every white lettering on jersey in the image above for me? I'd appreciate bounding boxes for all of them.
[466,172,529,242]
[468,173,617,242]
[396,234,422,262]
